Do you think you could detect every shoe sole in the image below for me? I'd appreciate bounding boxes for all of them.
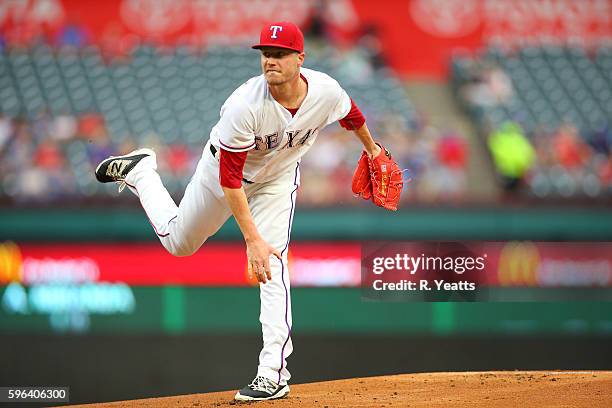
[234,385,290,401]
[94,148,156,182]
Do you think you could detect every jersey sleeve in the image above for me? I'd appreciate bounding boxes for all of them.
[338,98,366,130]
[326,85,352,125]
[216,96,257,152]
[219,148,247,189]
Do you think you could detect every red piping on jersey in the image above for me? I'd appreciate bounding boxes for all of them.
[338,98,365,130]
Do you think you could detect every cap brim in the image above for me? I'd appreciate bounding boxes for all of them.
[252,43,302,52]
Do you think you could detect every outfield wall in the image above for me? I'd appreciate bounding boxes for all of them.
[3,207,612,241]
[2,208,611,335]
[2,287,611,335]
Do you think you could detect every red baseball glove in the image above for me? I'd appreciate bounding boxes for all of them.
[351,145,404,211]
[351,151,372,200]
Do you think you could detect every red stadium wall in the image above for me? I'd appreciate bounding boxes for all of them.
[0,242,362,287]
[1,241,611,288]
[352,0,611,78]
[1,0,610,78]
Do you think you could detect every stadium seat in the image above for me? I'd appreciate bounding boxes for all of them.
[0,42,416,200]
[453,45,612,198]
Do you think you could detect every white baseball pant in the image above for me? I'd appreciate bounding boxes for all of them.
[123,141,297,385]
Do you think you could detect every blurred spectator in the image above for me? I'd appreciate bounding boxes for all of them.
[304,1,328,44]
[405,125,468,202]
[453,48,611,199]
[435,131,468,200]
[599,154,612,188]
[306,0,360,48]
[51,114,78,141]
[0,114,13,152]
[86,134,114,166]
[17,168,48,199]
[331,24,387,81]
[8,120,35,172]
[485,65,513,103]
[487,122,535,190]
[334,47,374,82]
[437,131,467,169]
[78,113,105,138]
[164,144,195,176]
[1,119,41,199]
[461,62,514,108]
[590,124,611,155]
[531,125,555,167]
[552,123,591,169]
[34,139,64,170]
[56,20,89,48]
[31,110,51,143]
[356,24,387,71]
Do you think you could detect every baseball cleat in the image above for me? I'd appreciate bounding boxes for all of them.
[234,375,290,401]
[94,148,155,192]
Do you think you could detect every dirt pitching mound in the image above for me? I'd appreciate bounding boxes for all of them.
[68,371,612,407]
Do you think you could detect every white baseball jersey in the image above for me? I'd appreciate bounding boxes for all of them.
[122,66,354,387]
[210,67,352,182]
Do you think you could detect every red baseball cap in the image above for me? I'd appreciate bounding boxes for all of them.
[252,21,304,53]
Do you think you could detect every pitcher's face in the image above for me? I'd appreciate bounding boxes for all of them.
[260,47,304,86]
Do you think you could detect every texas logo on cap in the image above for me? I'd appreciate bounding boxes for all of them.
[252,21,304,53]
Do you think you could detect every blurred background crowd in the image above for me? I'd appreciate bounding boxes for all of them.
[1,1,610,208]
[453,46,612,199]
[0,40,471,206]
[0,1,477,208]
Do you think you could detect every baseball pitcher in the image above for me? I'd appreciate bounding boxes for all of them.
[95,21,403,401]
